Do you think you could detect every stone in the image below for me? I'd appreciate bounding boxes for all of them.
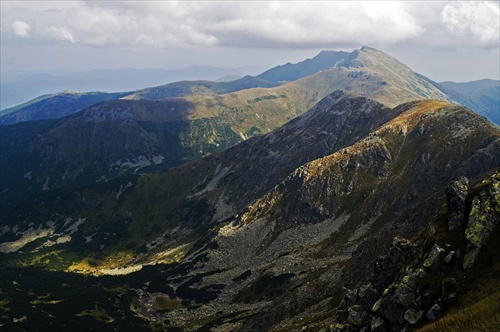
[404,309,424,325]
[426,303,442,321]
[400,274,418,289]
[393,282,415,307]
[392,236,412,251]
[372,298,382,313]
[336,309,349,323]
[405,267,427,281]
[370,316,387,332]
[444,251,455,264]
[446,177,469,231]
[441,277,458,297]
[374,295,403,324]
[331,323,350,331]
[423,243,445,270]
[347,305,367,327]
[373,247,407,288]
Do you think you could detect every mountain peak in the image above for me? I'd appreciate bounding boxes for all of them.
[336,46,406,70]
[257,50,349,82]
[360,45,381,52]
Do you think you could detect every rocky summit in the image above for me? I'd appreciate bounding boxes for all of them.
[0,47,499,332]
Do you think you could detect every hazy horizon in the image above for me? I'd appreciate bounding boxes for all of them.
[1,1,499,84]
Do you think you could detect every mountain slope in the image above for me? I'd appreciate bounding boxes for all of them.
[0,91,397,263]
[439,79,499,95]
[157,100,498,331]
[1,93,498,331]
[438,79,500,125]
[257,50,349,82]
[333,169,500,331]
[0,65,259,110]
[0,76,279,126]
[125,75,280,100]
[0,90,132,125]
[0,47,463,206]
[0,98,243,205]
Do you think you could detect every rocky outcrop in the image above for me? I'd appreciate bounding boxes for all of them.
[332,170,500,331]
[463,172,500,269]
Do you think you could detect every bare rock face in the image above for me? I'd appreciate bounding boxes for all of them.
[446,177,469,231]
[463,172,500,269]
[332,170,500,331]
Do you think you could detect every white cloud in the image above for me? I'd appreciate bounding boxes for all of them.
[2,1,499,51]
[1,1,498,81]
[442,1,500,43]
[175,1,426,48]
[1,1,426,48]
[11,20,30,38]
[47,26,76,43]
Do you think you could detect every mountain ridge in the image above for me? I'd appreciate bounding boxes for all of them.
[0,90,132,125]
[1,47,466,206]
[0,90,499,331]
[257,50,349,82]
[0,65,264,110]
[2,47,497,128]
[437,79,500,125]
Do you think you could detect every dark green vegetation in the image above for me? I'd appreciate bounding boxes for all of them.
[1,47,499,331]
[0,266,150,331]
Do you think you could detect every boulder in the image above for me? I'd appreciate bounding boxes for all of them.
[370,316,387,332]
[404,308,424,325]
[347,305,367,326]
[426,303,442,321]
[393,282,415,308]
[422,243,445,270]
[443,251,455,264]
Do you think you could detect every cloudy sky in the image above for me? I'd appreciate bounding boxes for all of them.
[1,1,499,82]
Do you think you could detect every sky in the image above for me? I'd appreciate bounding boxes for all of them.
[1,1,499,83]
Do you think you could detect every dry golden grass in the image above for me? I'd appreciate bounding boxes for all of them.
[417,290,500,332]
[383,100,452,128]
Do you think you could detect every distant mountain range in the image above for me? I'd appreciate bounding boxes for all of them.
[1,46,474,205]
[0,65,266,110]
[0,91,132,125]
[1,46,499,331]
[438,79,500,125]
[2,47,498,127]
